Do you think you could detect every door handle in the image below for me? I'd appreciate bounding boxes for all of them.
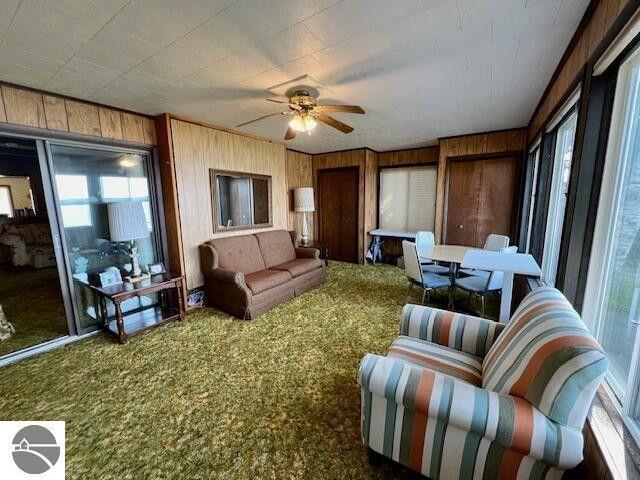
[458,224,464,229]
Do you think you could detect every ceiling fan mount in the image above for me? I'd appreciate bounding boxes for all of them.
[236,87,365,141]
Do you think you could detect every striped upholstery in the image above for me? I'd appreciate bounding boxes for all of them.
[400,304,504,357]
[388,336,483,386]
[359,288,608,479]
[483,287,609,428]
[359,355,578,479]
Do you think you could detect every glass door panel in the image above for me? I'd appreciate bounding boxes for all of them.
[48,144,161,333]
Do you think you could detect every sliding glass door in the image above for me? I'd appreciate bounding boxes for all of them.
[47,143,162,333]
[583,44,640,444]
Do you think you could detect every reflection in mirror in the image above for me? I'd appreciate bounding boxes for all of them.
[211,170,272,232]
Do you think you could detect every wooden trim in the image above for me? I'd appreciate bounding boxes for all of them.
[154,113,187,308]
[209,169,273,234]
[168,113,284,146]
[438,127,528,142]
[375,144,437,154]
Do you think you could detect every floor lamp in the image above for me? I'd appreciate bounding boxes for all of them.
[294,187,314,246]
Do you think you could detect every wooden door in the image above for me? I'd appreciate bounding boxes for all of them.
[445,160,482,246]
[445,156,517,247]
[318,167,359,263]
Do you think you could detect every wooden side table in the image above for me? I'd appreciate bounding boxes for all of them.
[298,241,329,266]
[83,273,185,344]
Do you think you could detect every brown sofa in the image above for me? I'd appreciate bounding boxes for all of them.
[199,230,326,319]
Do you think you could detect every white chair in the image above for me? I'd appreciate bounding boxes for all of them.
[402,240,450,305]
[415,231,449,274]
[451,245,518,317]
[459,233,510,277]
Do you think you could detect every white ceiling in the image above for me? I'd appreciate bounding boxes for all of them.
[0,0,588,153]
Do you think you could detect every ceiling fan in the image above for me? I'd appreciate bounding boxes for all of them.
[235,88,365,140]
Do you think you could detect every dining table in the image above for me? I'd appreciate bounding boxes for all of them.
[421,244,478,307]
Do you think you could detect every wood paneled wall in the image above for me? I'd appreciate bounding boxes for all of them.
[285,150,314,243]
[0,83,156,145]
[170,118,287,289]
[377,146,439,167]
[528,0,633,141]
[435,129,527,242]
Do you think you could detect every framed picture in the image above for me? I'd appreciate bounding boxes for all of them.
[99,267,123,287]
[148,262,165,275]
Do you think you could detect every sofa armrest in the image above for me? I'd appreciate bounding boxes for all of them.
[208,268,246,288]
[399,304,504,357]
[295,247,320,259]
[358,354,583,469]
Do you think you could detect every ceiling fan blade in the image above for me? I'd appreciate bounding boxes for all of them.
[284,126,297,140]
[315,104,365,114]
[317,113,354,134]
[266,98,290,104]
[235,112,286,128]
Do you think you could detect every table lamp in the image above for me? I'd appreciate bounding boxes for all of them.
[294,187,314,246]
[108,201,149,281]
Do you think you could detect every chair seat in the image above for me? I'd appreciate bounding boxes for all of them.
[421,263,449,274]
[244,269,292,294]
[417,272,450,289]
[387,335,483,386]
[458,268,490,278]
[454,275,491,292]
[272,258,322,277]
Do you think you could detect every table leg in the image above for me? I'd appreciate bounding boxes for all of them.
[114,301,127,344]
[447,263,457,309]
[499,271,514,324]
[99,297,108,326]
[176,281,185,321]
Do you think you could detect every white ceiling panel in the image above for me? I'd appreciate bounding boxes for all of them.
[0,0,590,153]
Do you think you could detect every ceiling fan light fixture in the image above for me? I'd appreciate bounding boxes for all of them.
[289,113,317,133]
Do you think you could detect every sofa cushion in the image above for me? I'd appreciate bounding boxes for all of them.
[272,258,322,277]
[254,230,296,268]
[207,235,266,274]
[244,269,292,295]
[387,335,483,386]
[483,287,609,428]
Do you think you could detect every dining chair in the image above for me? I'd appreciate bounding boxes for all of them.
[415,231,449,274]
[450,245,518,317]
[402,240,450,305]
[459,233,510,277]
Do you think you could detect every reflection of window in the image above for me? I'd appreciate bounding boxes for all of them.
[101,176,151,230]
[541,110,577,285]
[583,45,640,447]
[0,186,13,217]
[379,165,437,232]
[56,174,91,227]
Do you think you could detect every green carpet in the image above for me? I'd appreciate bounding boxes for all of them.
[0,265,68,356]
[0,262,497,479]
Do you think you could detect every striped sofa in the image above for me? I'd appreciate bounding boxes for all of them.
[358,287,608,479]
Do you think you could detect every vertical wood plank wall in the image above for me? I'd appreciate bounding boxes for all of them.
[528,0,633,141]
[435,130,527,243]
[169,118,287,290]
[285,150,314,243]
[0,83,156,145]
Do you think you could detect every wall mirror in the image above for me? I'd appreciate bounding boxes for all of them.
[210,170,272,232]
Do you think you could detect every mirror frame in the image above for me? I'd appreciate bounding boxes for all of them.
[210,169,273,233]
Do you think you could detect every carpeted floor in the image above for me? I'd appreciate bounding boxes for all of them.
[0,264,68,356]
[0,262,497,479]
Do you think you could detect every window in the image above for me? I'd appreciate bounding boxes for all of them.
[378,165,437,232]
[0,186,13,217]
[211,170,272,232]
[583,44,640,446]
[524,146,540,253]
[541,110,577,285]
[55,174,92,228]
[101,176,152,230]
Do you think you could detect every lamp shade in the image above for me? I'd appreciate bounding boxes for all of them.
[294,187,315,212]
[108,201,149,242]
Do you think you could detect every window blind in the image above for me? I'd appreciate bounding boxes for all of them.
[379,165,437,232]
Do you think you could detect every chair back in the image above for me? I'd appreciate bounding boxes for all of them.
[402,240,423,284]
[482,287,608,429]
[415,231,435,260]
[484,234,509,251]
[486,245,518,290]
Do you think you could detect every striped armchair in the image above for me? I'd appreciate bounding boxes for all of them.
[358,287,608,479]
